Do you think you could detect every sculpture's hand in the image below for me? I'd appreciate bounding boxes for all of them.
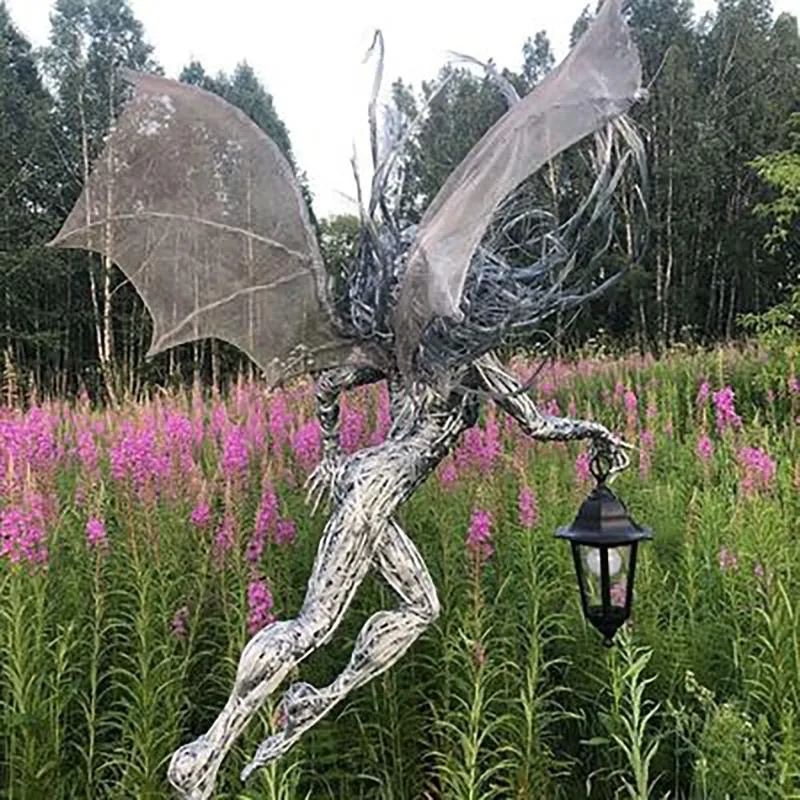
[304,453,342,515]
[589,426,634,481]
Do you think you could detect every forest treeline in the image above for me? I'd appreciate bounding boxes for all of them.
[0,0,798,400]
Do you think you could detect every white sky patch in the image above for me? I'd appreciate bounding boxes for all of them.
[6,0,798,217]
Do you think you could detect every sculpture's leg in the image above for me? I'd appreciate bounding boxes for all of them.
[167,492,380,800]
[241,518,439,775]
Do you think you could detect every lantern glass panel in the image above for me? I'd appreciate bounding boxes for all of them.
[578,543,631,614]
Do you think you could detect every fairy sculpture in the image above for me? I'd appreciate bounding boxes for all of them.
[49,0,646,796]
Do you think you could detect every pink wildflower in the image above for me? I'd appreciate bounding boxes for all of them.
[86,517,107,550]
[222,425,249,480]
[292,420,321,474]
[274,518,297,547]
[712,386,742,434]
[478,414,502,474]
[339,399,365,453]
[466,509,493,563]
[268,393,291,449]
[623,390,638,415]
[736,446,776,495]
[254,484,278,538]
[76,429,99,476]
[247,578,276,635]
[0,504,48,565]
[191,498,211,528]
[438,460,458,489]
[247,485,279,563]
[545,398,561,416]
[575,451,591,483]
[245,399,267,454]
[696,434,713,464]
[696,381,710,407]
[753,561,765,579]
[518,485,538,529]
[789,376,800,395]
[213,513,236,564]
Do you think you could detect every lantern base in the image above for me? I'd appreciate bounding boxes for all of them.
[586,605,629,646]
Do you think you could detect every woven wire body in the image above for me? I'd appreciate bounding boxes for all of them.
[167,12,646,795]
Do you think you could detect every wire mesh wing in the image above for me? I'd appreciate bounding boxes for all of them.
[395,0,643,378]
[49,70,373,385]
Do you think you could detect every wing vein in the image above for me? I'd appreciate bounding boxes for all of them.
[152,271,309,350]
[56,212,313,264]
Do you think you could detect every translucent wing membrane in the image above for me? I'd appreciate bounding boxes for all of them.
[396,0,643,379]
[49,70,373,385]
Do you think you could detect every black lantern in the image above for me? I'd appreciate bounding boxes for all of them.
[556,454,652,646]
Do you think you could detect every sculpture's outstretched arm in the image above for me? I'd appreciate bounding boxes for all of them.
[473,352,630,470]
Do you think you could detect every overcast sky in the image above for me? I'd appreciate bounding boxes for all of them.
[5,0,797,216]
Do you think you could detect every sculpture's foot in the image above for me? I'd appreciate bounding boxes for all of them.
[168,736,220,800]
[240,681,333,782]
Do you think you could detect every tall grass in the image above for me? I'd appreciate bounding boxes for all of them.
[1,345,798,798]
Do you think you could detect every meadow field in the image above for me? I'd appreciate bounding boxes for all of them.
[1,345,798,799]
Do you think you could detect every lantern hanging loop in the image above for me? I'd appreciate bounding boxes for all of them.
[590,451,614,485]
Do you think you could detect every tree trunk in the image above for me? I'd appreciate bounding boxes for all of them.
[726,278,737,340]
[101,69,117,404]
[62,259,72,397]
[79,86,116,404]
[661,102,675,350]
[637,291,647,355]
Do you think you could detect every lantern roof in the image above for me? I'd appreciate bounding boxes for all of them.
[556,484,652,547]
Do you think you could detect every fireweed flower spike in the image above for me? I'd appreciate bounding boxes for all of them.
[191,498,212,528]
[274,518,297,547]
[696,433,714,464]
[0,503,48,565]
[438,460,459,490]
[518,484,538,529]
[213,513,236,565]
[466,509,494,564]
[247,484,279,563]
[737,446,776,495]
[712,386,742,434]
[575,451,591,483]
[291,420,321,475]
[247,578,276,635]
[85,517,108,550]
